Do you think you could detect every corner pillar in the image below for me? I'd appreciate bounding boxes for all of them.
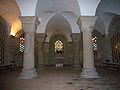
[72,33,81,69]
[36,33,46,69]
[103,36,112,62]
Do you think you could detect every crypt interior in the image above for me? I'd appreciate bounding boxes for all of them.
[0,0,120,90]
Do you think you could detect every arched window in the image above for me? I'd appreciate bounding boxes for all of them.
[20,37,25,52]
[92,36,97,51]
[55,40,64,53]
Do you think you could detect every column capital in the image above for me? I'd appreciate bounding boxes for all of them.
[19,16,40,33]
[36,33,47,42]
[77,16,97,32]
[71,33,81,41]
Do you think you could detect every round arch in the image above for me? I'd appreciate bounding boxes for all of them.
[108,14,120,36]
[78,0,101,16]
[45,12,73,42]
[35,0,80,17]
[0,16,8,37]
[95,0,120,35]
[0,0,21,36]
[108,14,120,63]
[36,11,80,34]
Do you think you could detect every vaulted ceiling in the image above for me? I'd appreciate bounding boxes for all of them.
[0,0,120,36]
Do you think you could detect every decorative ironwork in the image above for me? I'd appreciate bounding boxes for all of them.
[111,33,120,62]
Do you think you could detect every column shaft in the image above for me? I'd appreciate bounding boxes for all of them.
[72,33,80,69]
[36,33,46,69]
[82,31,94,69]
[23,33,35,69]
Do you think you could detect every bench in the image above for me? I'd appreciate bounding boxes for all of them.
[0,61,16,73]
[103,62,120,71]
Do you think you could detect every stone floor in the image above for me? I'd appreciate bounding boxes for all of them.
[0,68,120,90]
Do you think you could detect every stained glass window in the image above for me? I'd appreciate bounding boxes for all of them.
[20,37,25,52]
[92,36,97,51]
[55,40,63,53]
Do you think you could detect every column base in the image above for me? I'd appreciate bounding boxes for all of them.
[18,69,38,79]
[73,64,81,70]
[38,64,45,70]
[80,68,100,78]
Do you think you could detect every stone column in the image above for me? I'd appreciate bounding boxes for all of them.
[72,33,80,69]
[78,16,100,78]
[36,33,46,69]
[18,16,40,79]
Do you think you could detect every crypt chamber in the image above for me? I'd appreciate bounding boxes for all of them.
[0,0,120,80]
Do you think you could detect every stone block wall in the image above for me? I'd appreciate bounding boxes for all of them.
[44,42,74,66]
[3,36,23,67]
[96,35,112,66]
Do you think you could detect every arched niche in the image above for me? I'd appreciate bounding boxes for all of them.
[49,33,68,66]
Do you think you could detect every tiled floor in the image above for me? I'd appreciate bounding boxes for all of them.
[0,68,120,90]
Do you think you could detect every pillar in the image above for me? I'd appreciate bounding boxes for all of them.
[78,16,100,78]
[72,33,81,69]
[18,16,40,79]
[103,36,112,62]
[36,33,46,69]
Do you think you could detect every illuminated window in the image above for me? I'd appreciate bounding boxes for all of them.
[92,36,97,51]
[20,37,25,52]
[55,40,64,53]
